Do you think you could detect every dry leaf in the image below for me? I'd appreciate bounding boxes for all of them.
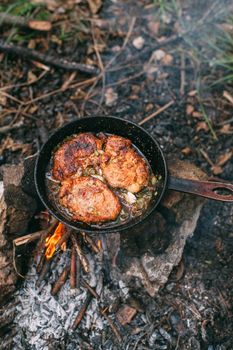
[51,35,62,46]
[219,124,232,134]
[216,151,232,166]
[31,0,60,12]
[0,136,30,154]
[192,111,202,118]
[223,90,233,106]
[188,90,197,97]
[150,49,166,61]
[32,61,50,71]
[87,0,102,14]
[116,305,137,325]
[28,105,38,114]
[28,39,36,49]
[186,104,194,115]
[0,92,7,106]
[54,112,65,128]
[61,72,77,91]
[105,88,118,106]
[70,88,86,100]
[181,147,192,156]
[28,20,52,31]
[215,238,223,253]
[211,165,223,175]
[161,53,173,65]
[218,23,233,34]
[196,122,208,132]
[147,21,160,35]
[27,71,37,83]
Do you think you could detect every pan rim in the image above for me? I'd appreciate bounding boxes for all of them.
[34,115,168,234]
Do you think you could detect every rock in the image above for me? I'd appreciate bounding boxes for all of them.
[107,160,207,296]
[1,163,37,236]
[132,36,145,50]
[151,49,166,61]
[0,161,37,303]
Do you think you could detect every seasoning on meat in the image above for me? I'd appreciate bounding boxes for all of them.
[101,135,149,193]
[59,176,122,223]
[53,133,103,181]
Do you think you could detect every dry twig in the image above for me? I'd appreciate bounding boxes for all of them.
[0,40,99,75]
[71,233,89,273]
[81,232,100,254]
[72,293,92,329]
[99,307,122,343]
[81,279,100,300]
[0,13,51,31]
[70,246,76,289]
[180,52,185,96]
[51,265,70,295]
[139,100,175,125]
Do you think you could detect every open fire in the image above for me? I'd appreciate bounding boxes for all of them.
[45,222,67,259]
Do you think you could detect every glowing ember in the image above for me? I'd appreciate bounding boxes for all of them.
[45,223,66,259]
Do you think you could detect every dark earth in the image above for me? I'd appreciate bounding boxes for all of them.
[0,0,233,349]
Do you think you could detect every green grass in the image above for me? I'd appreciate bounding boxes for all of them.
[209,15,233,84]
[0,0,39,17]
[0,0,50,43]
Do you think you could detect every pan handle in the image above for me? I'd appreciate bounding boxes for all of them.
[167,176,233,202]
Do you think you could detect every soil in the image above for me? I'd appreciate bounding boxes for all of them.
[0,0,232,349]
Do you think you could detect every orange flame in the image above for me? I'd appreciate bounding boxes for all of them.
[45,223,66,259]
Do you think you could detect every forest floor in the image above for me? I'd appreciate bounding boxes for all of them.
[0,0,233,349]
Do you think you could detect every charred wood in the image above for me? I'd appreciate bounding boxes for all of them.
[51,265,70,296]
[72,293,92,329]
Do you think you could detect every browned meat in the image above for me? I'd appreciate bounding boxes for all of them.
[53,133,103,181]
[104,135,132,156]
[101,135,149,193]
[59,176,121,223]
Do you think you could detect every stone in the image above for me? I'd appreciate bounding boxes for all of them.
[0,161,37,303]
[132,36,145,50]
[107,160,207,297]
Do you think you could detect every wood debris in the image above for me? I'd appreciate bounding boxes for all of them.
[116,304,137,325]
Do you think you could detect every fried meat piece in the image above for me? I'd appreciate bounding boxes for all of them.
[59,176,121,223]
[104,135,132,156]
[53,133,102,181]
[101,135,149,193]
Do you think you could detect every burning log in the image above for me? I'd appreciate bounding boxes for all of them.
[71,234,89,273]
[45,222,67,260]
[72,293,93,329]
[13,229,48,247]
[76,255,81,289]
[81,232,100,254]
[36,254,45,274]
[56,227,71,250]
[34,220,58,267]
[51,265,70,296]
[36,260,51,287]
[70,246,76,289]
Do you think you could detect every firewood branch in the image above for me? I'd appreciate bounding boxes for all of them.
[0,40,99,75]
[0,12,52,31]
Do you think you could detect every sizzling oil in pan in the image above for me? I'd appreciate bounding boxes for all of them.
[45,133,162,228]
